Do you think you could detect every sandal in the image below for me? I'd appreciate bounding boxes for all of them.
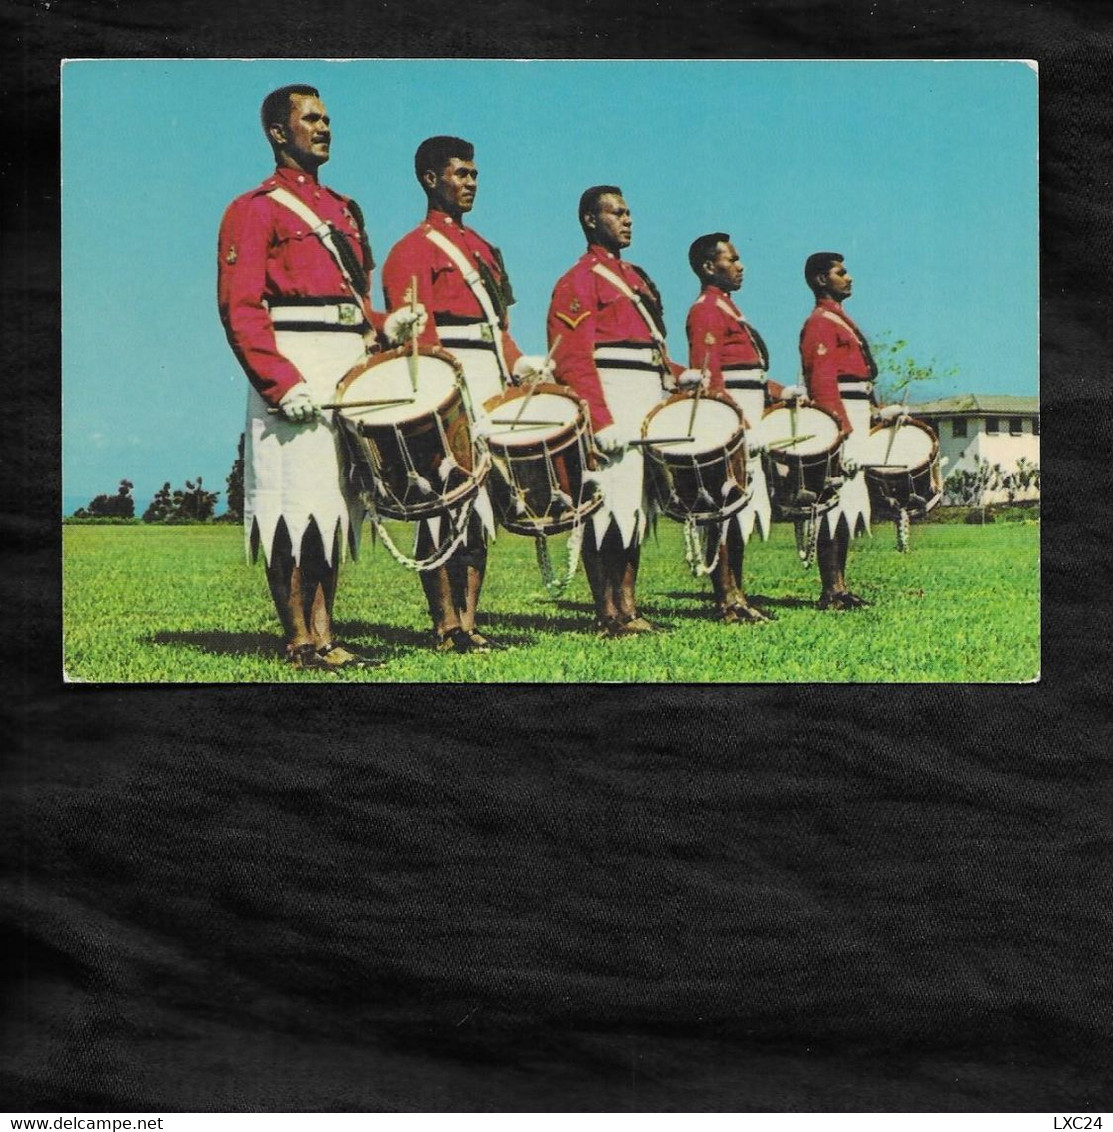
[315,642,382,669]
[818,591,871,612]
[434,627,477,654]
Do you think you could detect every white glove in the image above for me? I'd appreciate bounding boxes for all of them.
[383,304,429,345]
[593,425,628,455]
[876,403,907,422]
[511,354,555,385]
[779,384,807,401]
[746,437,767,458]
[842,457,859,476]
[278,385,319,423]
[677,368,705,392]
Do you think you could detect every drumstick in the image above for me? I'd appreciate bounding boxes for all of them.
[266,397,416,415]
[407,276,419,394]
[510,334,562,427]
[687,351,709,437]
[882,390,909,465]
[765,433,817,450]
[490,419,566,427]
[628,436,696,447]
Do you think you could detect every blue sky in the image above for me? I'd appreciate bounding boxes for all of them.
[62,59,1037,514]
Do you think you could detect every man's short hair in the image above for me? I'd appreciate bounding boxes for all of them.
[415,136,475,183]
[260,84,320,140]
[804,251,843,294]
[689,232,731,278]
[578,185,623,233]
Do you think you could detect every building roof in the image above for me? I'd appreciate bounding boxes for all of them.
[909,393,1039,415]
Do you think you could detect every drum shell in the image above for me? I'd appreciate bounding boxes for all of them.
[761,402,844,519]
[484,384,602,537]
[642,392,749,525]
[334,346,483,522]
[861,418,943,520]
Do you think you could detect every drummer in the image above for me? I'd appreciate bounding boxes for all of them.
[217,84,425,670]
[382,136,552,654]
[684,233,783,624]
[799,251,880,610]
[546,186,690,637]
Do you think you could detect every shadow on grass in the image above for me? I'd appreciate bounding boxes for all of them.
[652,591,797,619]
[483,611,591,636]
[149,630,283,658]
[149,628,398,663]
[747,593,817,610]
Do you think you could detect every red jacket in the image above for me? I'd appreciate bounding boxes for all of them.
[685,285,782,404]
[799,298,876,434]
[546,245,681,431]
[217,166,384,405]
[381,209,522,372]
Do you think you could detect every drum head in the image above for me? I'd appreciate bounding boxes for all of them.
[760,404,841,456]
[859,419,935,467]
[481,390,581,449]
[644,396,741,454]
[337,351,459,423]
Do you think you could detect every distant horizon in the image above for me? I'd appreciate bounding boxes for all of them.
[63,59,1038,512]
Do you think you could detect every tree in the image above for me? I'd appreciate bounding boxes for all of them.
[74,479,135,519]
[142,477,219,523]
[871,336,959,406]
[143,482,174,523]
[224,432,245,522]
[170,477,219,522]
[1005,457,1040,501]
[944,454,1003,521]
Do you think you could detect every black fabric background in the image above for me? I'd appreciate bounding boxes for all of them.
[4,0,1111,1112]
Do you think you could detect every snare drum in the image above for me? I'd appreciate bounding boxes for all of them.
[641,391,749,525]
[479,384,602,537]
[759,403,844,519]
[334,346,488,521]
[859,417,943,520]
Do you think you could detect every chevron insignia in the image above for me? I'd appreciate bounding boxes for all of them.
[555,310,590,330]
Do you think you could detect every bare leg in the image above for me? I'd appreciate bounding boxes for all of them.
[816,516,868,609]
[712,524,771,622]
[616,542,640,622]
[265,519,338,648]
[817,516,849,601]
[265,519,373,665]
[582,525,618,625]
[265,520,313,650]
[452,516,486,634]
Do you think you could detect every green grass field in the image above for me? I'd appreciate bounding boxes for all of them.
[62,518,1040,683]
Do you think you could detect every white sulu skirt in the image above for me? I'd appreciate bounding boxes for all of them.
[721,378,772,546]
[821,383,872,539]
[417,339,499,549]
[244,328,368,566]
[588,347,668,549]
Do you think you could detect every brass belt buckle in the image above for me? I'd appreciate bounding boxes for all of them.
[480,323,495,343]
[338,303,359,326]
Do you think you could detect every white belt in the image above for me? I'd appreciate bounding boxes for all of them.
[839,378,873,399]
[723,366,767,387]
[594,345,664,371]
[436,321,496,343]
[269,302,366,328]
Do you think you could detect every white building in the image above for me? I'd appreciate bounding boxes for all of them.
[909,394,1040,503]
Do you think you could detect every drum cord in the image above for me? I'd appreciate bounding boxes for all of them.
[535,521,586,599]
[682,518,722,578]
[795,505,820,569]
[533,441,589,598]
[364,492,478,573]
[896,507,911,553]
